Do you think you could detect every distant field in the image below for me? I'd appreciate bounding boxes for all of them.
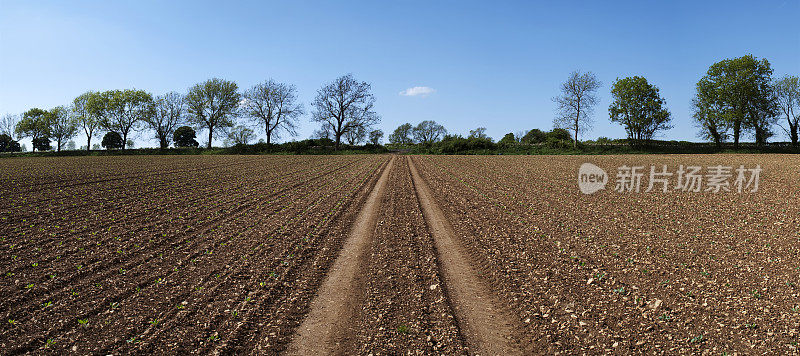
[1,154,798,354]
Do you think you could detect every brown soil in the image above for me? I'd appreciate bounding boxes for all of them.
[408,156,529,355]
[286,156,395,355]
[2,154,796,354]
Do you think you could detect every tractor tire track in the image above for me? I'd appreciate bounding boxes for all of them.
[285,156,395,355]
[408,156,528,356]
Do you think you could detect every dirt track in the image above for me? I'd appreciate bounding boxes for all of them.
[408,156,527,355]
[287,157,395,355]
[3,154,798,354]
[287,156,530,354]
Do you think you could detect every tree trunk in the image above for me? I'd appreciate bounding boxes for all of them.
[574,102,580,149]
[207,128,213,149]
[87,136,92,151]
[122,132,128,150]
[755,126,766,146]
[733,120,741,148]
[160,136,168,149]
[335,133,341,151]
[573,127,578,148]
[266,127,271,145]
[57,139,61,152]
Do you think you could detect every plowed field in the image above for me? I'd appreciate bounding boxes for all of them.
[2,154,798,354]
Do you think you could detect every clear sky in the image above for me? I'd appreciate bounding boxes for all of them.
[1,0,799,148]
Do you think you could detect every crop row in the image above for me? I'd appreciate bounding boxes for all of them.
[1,155,389,353]
[415,155,800,352]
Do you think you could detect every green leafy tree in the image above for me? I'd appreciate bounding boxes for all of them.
[742,68,778,145]
[468,127,489,140]
[101,132,124,150]
[186,78,241,148]
[243,79,303,144]
[311,74,379,150]
[16,108,51,151]
[344,124,367,145]
[609,76,673,143]
[520,129,547,145]
[226,125,255,146]
[552,70,602,147]
[48,106,78,152]
[520,129,547,144]
[692,78,729,147]
[498,132,516,147]
[412,120,446,144]
[697,55,776,147]
[388,123,413,144]
[774,75,800,146]
[548,128,572,142]
[368,129,384,145]
[33,137,51,151]
[173,126,199,148]
[0,134,21,152]
[94,89,154,149]
[73,91,102,151]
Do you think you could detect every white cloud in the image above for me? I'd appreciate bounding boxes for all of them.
[399,86,435,97]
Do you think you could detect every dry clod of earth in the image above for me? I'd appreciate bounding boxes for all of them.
[1,154,797,354]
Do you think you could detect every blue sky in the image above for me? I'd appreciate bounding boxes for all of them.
[1,0,798,148]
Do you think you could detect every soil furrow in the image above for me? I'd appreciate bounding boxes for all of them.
[3,158,382,353]
[349,156,467,355]
[285,156,395,355]
[408,156,528,355]
[0,158,362,321]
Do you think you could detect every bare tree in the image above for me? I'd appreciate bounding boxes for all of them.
[412,120,446,144]
[344,124,367,145]
[775,75,800,146]
[73,91,102,151]
[311,74,380,150]
[1,113,19,139]
[243,79,304,144]
[313,121,334,140]
[146,92,186,148]
[514,130,527,143]
[553,70,602,147]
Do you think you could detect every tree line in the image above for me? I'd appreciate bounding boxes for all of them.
[1,74,382,152]
[382,54,798,149]
[2,54,798,154]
